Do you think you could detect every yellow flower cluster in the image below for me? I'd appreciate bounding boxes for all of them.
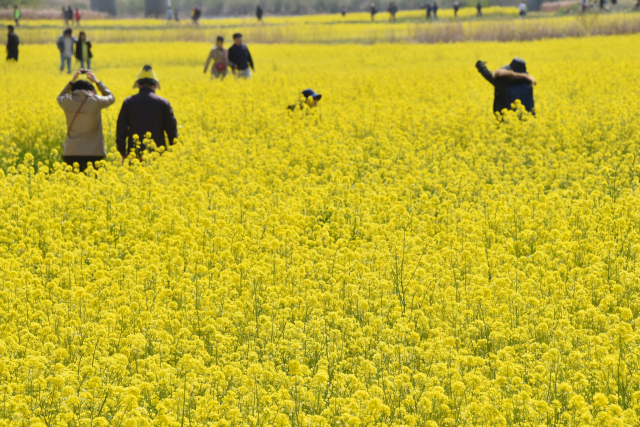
[1,34,640,426]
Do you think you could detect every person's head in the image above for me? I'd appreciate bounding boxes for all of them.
[233,33,243,45]
[64,28,72,37]
[135,65,160,90]
[72,79,96,94]
[216,35,224,47]
[8,25,14,33]
[302,89,322,107]
[79,31,86,41]
[508,57,527,73]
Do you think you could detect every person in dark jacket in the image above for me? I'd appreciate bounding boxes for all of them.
[228,33,254,78]
[476,58,536,115]
[477,1,482,16]
[454,1,460,17]
[75,31,92,69]
[116,65,178,160]
[432,1,438,18]
[256,5,264,22]
[388,2,398,21]
[6,25,19,61]
[288,89,322,111]
[370,3,378,20]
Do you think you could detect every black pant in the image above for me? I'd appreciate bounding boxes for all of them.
[62,156,105,172]
[7,51,18,61]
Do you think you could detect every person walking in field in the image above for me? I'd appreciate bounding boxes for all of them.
[424,2,432,19]
[432,1,438,18]
[228,33,254,78]
[370,3,378,21]
[477,1,482,16]
[6,25,19,61]
[13,5,21,26]
[204,36,228,79]
[75,8,81,25]
[519,2,527,16]
[191,6,201,24]
[475,58,536,115]
[256,5,264,22]
[341,6,347,16]
[453,1,460,17]
[116,65,178,160]
[57,28,77,74]
[75,31,92,69]
[57,69,115,172]
[388,2,398,21]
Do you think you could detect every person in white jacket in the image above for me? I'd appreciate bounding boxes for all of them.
[57,69,115,171]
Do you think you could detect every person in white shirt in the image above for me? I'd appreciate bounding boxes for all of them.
[519,2,527,16]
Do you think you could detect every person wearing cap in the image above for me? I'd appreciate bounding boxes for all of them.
[475,58,536,115]
[116,65,178,160]
[6,25,19,61]
[204,36,228,79]
[57,69,115,172]
[228,33,254,78]
[288,89,322,111]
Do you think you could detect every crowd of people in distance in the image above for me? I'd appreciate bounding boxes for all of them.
[62,6,82,26]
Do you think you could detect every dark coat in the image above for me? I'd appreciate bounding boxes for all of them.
[6,32,19,54]
[75,40,93,60]
[228,43,254,71]
[476,60,532,114]
[116,87,178,157]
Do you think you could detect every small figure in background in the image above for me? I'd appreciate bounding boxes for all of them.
[57,28,77,74]
[256,5,264,22]
[477,1,483,16]
[191,6,201,24]
[6,25,19,61]
[204,36,228,80]
[166,6,173,21]
[388,2,398,21]
[341,6,347,16]
[582,0,588,12]
[370,3,378,21]
[75,31,92,69]
[454,1,460,17]
[432,1,438,18]
[75,8,81,26]
[174,7,180,22]
[228,33,254,78]
[13,5,21,26]
[63,6,70,25]
[519,1,527,16]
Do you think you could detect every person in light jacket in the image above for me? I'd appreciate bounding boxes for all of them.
[204,36,228,79]
[57,69,115,171]
[57,28,77,74]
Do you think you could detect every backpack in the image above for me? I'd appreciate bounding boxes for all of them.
[506,83,534,112]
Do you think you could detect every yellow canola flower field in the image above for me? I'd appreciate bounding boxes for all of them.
[1,35,640,426]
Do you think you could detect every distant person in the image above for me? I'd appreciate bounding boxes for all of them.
[174,7,180,21]
[166,6,172,21]
[67,7,74,25]
[370,3,378,21]
[432,1,438,18]
[204,36,228,79]
[388,2,398,21]
[256,5,264,22]
[453,1,460,17]
[58,69,115,172]
[75,31,92,69]
[6,25,19,61]
[228,33,254,78]
[341,6,347,16]
[582,0,588,12]
[599,0,604,9]
[423,2,432,18]
[191,6,201,24]
[116,65,178,160]
[476,58,536,115]
[13,5,21,26]
[57,28,77,74]
[477,1,483,16]
[519,2,527,16]
[288,89,322,111]
[75,8,81,25]
[62,6,70,25]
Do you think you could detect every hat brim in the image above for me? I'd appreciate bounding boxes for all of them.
[133,81,160,89]
[313,94,322,101]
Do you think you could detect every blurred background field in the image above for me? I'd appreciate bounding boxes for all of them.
[3,7,640,43]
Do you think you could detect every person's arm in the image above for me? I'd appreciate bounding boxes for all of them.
[86,71,115,107]
[227,46,237,69]
[204,49,213,73]
[116,100,129,159]
[163,101,178,145]
[492,68,536,85]
[57,69,82,105]
[475,60,495,85]
[247,47,254,71]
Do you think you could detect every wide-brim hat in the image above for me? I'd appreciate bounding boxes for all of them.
[504,57,527,73]
[134,65,160,89]
[302,88,322,101]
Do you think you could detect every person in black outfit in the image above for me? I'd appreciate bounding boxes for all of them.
[370,3,378,21]
[454,1,460,17]
[388,2,398,21]
[477,1,483,16]
[256,5,264,22]
[116,65,178,160]
[432,1,438,18]
[228,33,254,78]
[425,2,432,18]
[6,25,19,61]
[476,58,536,115]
